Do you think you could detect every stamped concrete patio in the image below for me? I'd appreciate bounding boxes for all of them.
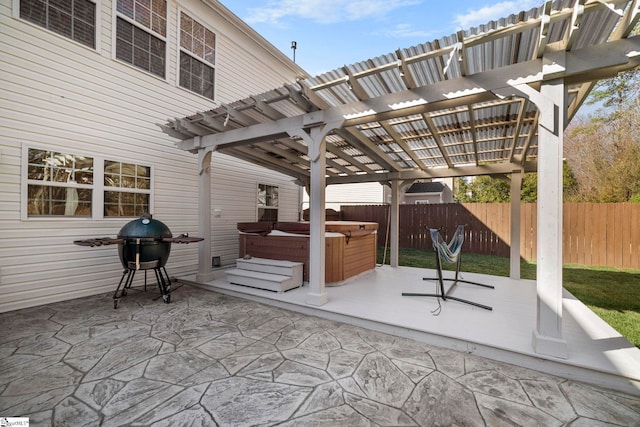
[1,284,639,426]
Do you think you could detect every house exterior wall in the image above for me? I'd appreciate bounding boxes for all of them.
[304,182,385,211]
[403,193,443,204]
[0,0,305,312]
[307,180,457,210]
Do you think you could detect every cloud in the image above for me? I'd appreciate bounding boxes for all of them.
[381,23,435,39]
[453,1,539,29]
[245,0,421,25]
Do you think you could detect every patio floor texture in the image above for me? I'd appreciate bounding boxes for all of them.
[1,281,640,426]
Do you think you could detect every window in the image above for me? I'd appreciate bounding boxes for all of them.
[115,0,166,78]
[19,0,96,48]
[104,161,151,217]
[24,147,152,218]
[27,148,94,216]
[257,184,278,221]
[179,12,215,99]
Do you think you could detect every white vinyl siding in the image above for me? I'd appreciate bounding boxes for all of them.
[0,0,305,312]
[210,153,299,266]
[305,183,385,211]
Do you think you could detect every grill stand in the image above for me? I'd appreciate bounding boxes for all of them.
[113,260,173,309]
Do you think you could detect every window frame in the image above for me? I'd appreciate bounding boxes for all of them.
[112,0,168,79]
[13,0,101,51]
[176,9,217,100]
[257,183,279,222]
[21,144,154,221]
[103,160,153,218]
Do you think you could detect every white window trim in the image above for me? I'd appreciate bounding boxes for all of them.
[256,182,279,221]
[102,159,155,218]
[13,0,102,52]
[21,143,154,220]
[111,0,169,80]
[176,8,217,101]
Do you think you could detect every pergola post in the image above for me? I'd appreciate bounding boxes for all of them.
[307,134,328,306]
[510,170,522,280]
[289,118,343,306]
[533,77,568,358]
[196,145,215,283]
[389,180,400,267]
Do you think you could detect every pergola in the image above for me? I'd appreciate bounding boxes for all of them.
[162,0,640,359]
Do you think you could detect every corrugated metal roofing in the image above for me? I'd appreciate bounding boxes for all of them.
[162,0,640,184]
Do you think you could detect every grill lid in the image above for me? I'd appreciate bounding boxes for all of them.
[118,213,172,240]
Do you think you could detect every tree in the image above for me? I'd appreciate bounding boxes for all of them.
[564,72,640,202]
[585,70,640,111]
[454,162,578,203]
[454,175,510,202]
[521,173,537,203]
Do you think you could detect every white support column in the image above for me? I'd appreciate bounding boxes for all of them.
[510,170,522,280]
[196,147,215,283]
[307,135,328,306]
[389,180,400,267]
[533,78,568,358]
[289,119,343,306]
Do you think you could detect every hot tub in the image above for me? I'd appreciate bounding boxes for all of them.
[237,221,378,284]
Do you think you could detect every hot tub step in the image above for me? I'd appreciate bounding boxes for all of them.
[236,257,303,284]
[226,268,302,293]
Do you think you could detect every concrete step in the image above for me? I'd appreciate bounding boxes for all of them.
[226,268,302,293]
[236,257,303,283]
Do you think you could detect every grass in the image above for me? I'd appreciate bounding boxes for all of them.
[378,248,640,347]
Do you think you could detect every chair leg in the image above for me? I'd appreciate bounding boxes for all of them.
[402,250,448,301]
[451,255,494,289]
[402,251,493,310]
[437,295,492,310]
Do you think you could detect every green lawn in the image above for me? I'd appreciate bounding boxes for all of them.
[378,248,640,347]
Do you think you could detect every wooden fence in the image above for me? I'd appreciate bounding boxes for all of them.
[340,203,640,270]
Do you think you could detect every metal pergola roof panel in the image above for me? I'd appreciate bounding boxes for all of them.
[162,0,640,185]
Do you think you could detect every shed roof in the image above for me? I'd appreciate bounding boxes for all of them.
[405,182,446,194]
[161,0,640,184]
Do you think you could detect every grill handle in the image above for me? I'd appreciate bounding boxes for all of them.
[135,238,140,270]
[162,236,204,244]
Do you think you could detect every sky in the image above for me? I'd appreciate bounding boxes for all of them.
[222,0,543,76]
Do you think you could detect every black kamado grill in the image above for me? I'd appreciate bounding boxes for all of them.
[74,213,203,308]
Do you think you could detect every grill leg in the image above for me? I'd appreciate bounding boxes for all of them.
[113,269,135,309]
[154,266,171,304]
